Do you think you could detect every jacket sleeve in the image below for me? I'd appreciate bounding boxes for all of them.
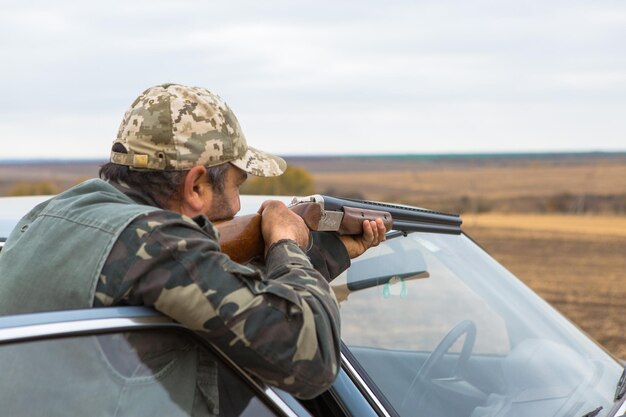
[96,211,341,399]
[307,232,351,281]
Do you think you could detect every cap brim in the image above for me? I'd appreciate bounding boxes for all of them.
[230,146,286,177]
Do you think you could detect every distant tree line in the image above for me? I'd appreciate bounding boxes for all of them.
[7,181,61,196]
[240,166,316,196]
[441,193,626,215]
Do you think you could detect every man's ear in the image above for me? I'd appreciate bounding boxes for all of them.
[180,165,211,216]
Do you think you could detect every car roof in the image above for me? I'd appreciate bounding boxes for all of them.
[0,195,49,238]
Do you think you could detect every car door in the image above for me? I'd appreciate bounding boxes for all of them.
[0,306,312,417]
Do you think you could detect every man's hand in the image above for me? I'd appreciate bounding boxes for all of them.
[258,200,310,251]
[339,218,386,259]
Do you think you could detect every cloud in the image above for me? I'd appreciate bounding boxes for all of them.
[1,0,625,157]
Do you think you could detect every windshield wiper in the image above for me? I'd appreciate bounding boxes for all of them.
[580,406,603,417]
[616,367,626,402]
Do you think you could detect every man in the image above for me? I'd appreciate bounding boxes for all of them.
[0,84,385,402]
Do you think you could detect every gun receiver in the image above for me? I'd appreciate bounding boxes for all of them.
[288,195,392,234]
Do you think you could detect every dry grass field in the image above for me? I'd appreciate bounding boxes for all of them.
[1,154,625,358]
[463,214,626,359]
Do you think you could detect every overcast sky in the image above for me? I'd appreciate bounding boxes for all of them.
[1,0,625,159]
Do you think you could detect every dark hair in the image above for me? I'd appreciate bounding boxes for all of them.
[100,144,231,208]
[205,163,231,193]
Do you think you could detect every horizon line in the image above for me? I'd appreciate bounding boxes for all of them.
[1,150,626,164]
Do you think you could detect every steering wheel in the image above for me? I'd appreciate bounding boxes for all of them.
[400,320,477,410]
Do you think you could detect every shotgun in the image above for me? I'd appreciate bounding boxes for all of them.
[216,194,463,263]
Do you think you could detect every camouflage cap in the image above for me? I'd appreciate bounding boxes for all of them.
[111,83,286,176]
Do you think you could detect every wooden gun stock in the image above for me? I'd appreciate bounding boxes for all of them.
[215,213,264,264]
[215,202,392,264]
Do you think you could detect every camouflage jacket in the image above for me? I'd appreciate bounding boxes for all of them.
[95,183,348,399]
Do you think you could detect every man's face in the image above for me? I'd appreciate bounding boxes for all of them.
[205,164,247,221]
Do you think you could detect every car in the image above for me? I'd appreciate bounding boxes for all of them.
[1,194,625,417]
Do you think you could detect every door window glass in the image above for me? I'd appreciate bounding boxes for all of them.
[0,329,279,417]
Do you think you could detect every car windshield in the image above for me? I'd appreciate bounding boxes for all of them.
[332,231,622,417]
